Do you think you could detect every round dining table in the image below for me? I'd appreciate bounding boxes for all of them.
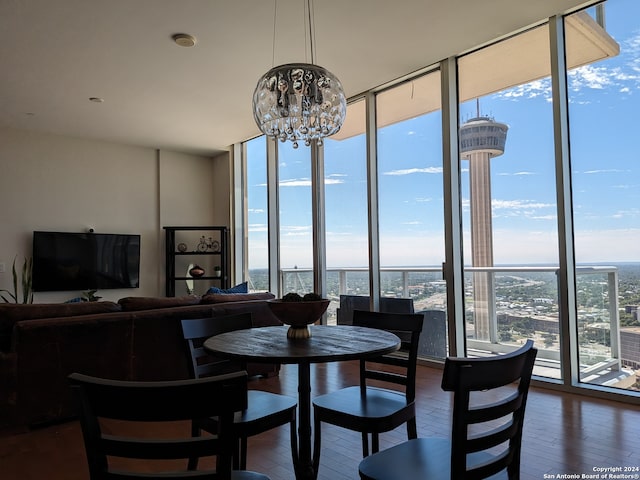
[204,324,401,480]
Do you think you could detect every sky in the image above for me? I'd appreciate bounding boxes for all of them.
[248,0,640,270]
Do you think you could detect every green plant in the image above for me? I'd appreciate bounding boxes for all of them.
[0,256,34,304]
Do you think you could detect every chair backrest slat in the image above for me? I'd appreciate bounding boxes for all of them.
[69,371,249,479]
[467,391,521,424]
[353,310,423,401]
[101,434,219,460]
[181,313,253,379]
[366,370,408,386]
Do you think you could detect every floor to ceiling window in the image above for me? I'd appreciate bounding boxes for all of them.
[457,23,562,379]
[236,0,638,399]
[566,0,640,390]
[375,71,448,359]
[245,136,269,292]
[278,143,314,295]
[324,99,370,325]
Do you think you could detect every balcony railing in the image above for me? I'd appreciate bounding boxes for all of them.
[269,264,635,388]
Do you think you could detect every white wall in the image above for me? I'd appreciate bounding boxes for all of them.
[0,126,228,303]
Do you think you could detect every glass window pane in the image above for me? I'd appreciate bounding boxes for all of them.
[376,71,449,360]
[566,0,640,391]
[458,24,562,379]
[246,136,269,292]
[278,143,313,295]
[324,99,370,325]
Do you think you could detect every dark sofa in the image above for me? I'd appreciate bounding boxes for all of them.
[0,293,282,430]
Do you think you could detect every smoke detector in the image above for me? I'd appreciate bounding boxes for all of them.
[172,33,197,48]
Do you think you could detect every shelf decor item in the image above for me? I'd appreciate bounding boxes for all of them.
[267,293,329,339]
[197,236,215,252]
[188,264,205,278]
[214,266,222,277]
[177,242,188,252]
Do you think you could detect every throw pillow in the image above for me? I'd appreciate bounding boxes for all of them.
[206,281,248,295]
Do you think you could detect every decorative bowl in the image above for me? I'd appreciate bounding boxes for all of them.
[267,299,330,339]
[188,264,206,277]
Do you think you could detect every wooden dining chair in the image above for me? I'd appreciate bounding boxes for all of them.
[312,310,424,473]
[358,340,538,480]
[68,371,271,480]
[181,313,297,470]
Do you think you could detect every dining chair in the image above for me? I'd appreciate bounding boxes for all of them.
[358,340,538,480]
[68,371,271,480]
[181,314,297,470]
[312,310,424,472]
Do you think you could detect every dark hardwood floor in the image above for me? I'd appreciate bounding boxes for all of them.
[1,361,639,480]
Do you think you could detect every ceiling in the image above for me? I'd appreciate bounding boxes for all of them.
[0,0,595,157]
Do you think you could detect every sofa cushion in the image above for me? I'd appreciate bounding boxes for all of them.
[200,292,275,304]
[118,295,201,312]
[206,281,248,294]
[0,301,122,351]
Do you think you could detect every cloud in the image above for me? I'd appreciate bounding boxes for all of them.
[326,231,353,237]
[383,166,443,176]
[581,169,628,174]
[568,64,615,91]
[493,31,640,104]
[459,198,555,220]
[279,178,311,187]
[611,207,640,219]
[248,208,265,214]
[496,78,552,101]
[325,178,345,185]
[279,176,345,187]
[492,199,555,210]
[248,223,267,232]
[281,225,311,237]
[495,64,630,103]
[498,171,536,176]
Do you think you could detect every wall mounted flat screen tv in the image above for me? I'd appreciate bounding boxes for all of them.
[32,231,141,292]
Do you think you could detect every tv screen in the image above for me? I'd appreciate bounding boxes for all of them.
[32,231,141,292]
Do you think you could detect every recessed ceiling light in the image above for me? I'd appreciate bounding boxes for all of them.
[89,97,104,103]
[172,33,197,48]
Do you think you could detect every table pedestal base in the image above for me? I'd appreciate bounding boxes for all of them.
[287,325,312,339]
[294,362,315,480]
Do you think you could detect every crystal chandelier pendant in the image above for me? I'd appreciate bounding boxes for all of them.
[252,63,346,148]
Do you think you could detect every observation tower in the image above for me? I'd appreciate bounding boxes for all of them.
[459,114,508,342]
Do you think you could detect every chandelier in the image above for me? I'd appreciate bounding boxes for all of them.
[252,1,346,148]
